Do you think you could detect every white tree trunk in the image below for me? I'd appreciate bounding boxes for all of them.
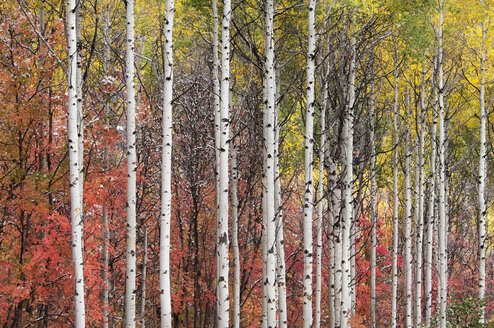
[479,0,487,322]
[437,2,448,326]
[125,0,137,326]
[414,66,426,326]
[369,79,377,328]
[76,3,84,216]
[101,5,110,326]
[314,101,326,328]
[211,0,220,202]
[141,227,148,327]
[405,89,413,328]
[231,145,240,328]
[262,0,278,326]
[303,0,317,326]
[425,55,438,327]
[67,0,85,326]
[217,0,232,324]
[391,36,399,328]
[341,35,356,328]
[275,79,288,328]
[160,0,174,326]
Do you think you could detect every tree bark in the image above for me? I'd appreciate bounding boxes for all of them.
[262,0,278,326]
[67,0,85,326]
[160,0,174,326]
[478,0,487,322]
[369,77,377,328]
[125,0,137,326]
[391,35,399,328]
[437,2,448,326]
[425,55,438,327]
[216,0,232,324]
[314,100,326,328]
[231,145,240,328]
[405,89,413,328]
[341,35,356,328]
[303,0,317,326]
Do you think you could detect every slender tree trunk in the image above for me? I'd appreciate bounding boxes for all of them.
[391,36,399,328]
[315,101,326,328]
[101,2,111,327]
[76,2,84,218]
[216,0,232,324]
[141,227,148,327]
[479,0,487,322]
[160,0,174,326]
[262,0,278,326]
[341,35,356,328]
[275,79,288,328]
[437,2,448,326]
[369,78,377,328]
[231,145,240,328]
[405,89,413,328]
[125,0,137,326]
[414,66,426,326]
[102,209,110,328]
[303,0,317,326]
[67,0,85,326]
[425,55,438,327]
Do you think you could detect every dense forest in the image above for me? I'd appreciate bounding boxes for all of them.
[0,0,493,327]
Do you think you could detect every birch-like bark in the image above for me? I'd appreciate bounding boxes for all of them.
[341,35,356,328]
[102,210,109,328]
[216,0,232,324]
[414,66,426,326]
[437,2,448,326]
[275,76,288,328]
[425,55,438,327]
[391,36,399,328]
[67,0,85,326]
[212,0,220,198]
[76,3,84,215]
[262,0,277,325]
[479,0,487,322]
[314,102,326,328]
[231,145,240,328]
[160,0,174,326]
[405,89,413,328]
[125,1,137,326]
[369,78,377,328]
[101,4,110,326]
[303,0,317,326]
[141,227,148,327]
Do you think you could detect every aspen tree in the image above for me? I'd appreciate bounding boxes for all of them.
[231,145,241,328]
[262,0,278,325]
[478,0,487,322]
[141,227,148,327]
[391,36,399,328]
[314,103,326,328]
[303,0,317,326]
[341,35,356,328]
[414,66,426,326]
[275,77,288,328]
[369,78,377,328]
[437,1,448,326]
[217,0,232,324]
[101,4,111,326]
[67,0,85,326]
[160,0,174,325]
[125,0,137,326]
[425,55,438,327]
[405,89,413,328]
